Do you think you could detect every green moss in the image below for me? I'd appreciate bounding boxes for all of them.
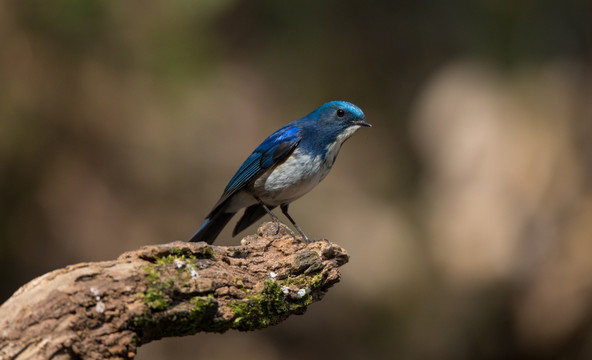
[135,248,212,315]
[189,296,217,322]
[281,276,306,287]
[229,278,314,331]
[144,264,160,283]
[144,289,169,310]
[170,247,184,256]
[153,245,212,269]
[136,264,173,311]
[309,273,324,288]
[163,296,219,335]
[280,273,323,289]
[133,249,218,336]
[133,247,323,334]
[200,245,215,258]
[132,295,218,340]
[132,310,154,328]
[155,252,194,266]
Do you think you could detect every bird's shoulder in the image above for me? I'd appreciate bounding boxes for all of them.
[220,121,304,198]
[255,122,303,156]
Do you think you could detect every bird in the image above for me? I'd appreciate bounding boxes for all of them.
[189,100,371,244]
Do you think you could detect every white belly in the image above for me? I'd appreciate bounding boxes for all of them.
[251,148,334,206]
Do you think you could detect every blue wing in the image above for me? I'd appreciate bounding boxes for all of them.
[210,124,302,211]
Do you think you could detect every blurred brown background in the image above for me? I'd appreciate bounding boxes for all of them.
[1,0,592,359]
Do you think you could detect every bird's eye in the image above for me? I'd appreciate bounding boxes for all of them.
[336,109,345,117]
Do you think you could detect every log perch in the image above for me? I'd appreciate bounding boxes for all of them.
[0,223,349,360]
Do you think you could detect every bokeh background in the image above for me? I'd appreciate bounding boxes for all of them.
[2,1,592,359]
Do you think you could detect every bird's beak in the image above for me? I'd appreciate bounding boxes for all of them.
[354,119,372,127]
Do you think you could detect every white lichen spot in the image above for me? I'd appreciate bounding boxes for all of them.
[190,267,199,279]
[174,258,186,269]
[296,288,307,299]
[269,272,277,279]
[281,285,290,295]
[90,287,101,301]
[95,301,105,314]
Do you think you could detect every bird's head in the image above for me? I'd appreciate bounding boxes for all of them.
[313,101,371,142]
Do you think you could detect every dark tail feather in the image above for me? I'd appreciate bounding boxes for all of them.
[233,204,275,236]
[189,211,235,244]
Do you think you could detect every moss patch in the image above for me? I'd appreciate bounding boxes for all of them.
[160,296,219,335]
[134,248,214,326]
[229,278,315,331]
[133,296,219,340]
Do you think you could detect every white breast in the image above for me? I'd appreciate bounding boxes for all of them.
[251,124,362,206]
[251,148,329,205]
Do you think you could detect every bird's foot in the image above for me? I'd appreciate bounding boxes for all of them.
[259,221,292,239]
[272,220,288,235]
[289,223,310,243]
[298,233,311,244]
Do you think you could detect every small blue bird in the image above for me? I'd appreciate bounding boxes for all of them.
[189,101,371,244]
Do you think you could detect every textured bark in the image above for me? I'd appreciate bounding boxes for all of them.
[0,223,349,360]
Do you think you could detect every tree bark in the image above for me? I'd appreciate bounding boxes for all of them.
[0,223,349,360]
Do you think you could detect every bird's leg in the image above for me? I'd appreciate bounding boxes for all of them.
[280,204,310,243]
[256,197,282,234]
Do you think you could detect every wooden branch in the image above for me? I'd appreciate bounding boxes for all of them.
[0,223,349,360]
